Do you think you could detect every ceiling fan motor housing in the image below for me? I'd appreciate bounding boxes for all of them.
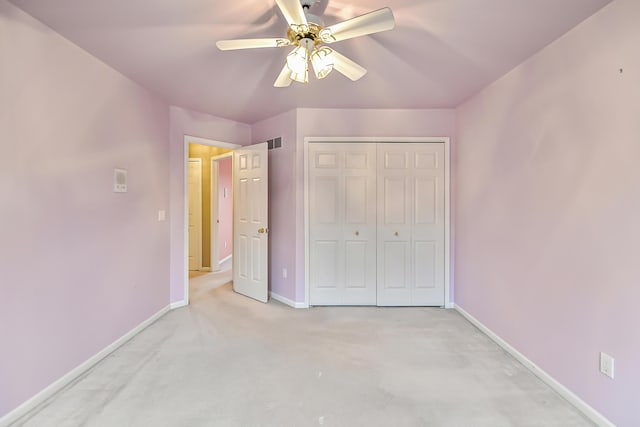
[287,23,324,47]
[300,0,318,10]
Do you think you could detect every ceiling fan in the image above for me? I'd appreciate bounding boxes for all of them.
[216,0,395,87]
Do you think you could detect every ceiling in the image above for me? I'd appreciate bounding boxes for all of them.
[10,0,611,124]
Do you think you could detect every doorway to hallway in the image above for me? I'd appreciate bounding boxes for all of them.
[183,135,269,305]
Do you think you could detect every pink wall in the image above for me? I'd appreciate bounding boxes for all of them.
[295,109,456,303]
[217,156,232,261]
[455,0,639,425]
[252,110,297,300]
[169,106,251,303]
[0,0,170,417]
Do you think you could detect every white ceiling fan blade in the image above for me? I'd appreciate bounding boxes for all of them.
[216,38,290,50]
[322,8,394,43]
[331,50,367,81]
[274,63,293,87]
[275,0,308,26]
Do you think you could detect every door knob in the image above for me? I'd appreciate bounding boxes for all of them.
[355,230,359,236]
[258,227,265,234]
[394,231,399,236]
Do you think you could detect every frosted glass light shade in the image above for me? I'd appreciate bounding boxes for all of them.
[311,47,334,79]
[286,45,309,83]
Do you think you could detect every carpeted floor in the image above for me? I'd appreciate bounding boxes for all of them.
[12,271,593,426]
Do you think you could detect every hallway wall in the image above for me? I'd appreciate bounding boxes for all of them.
[187,144,232,270]
[217,156,233,261]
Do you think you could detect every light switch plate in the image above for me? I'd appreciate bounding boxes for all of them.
[158,210,166,221]
[600,352,614,379]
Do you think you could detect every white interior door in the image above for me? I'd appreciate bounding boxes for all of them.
[309,143,377,305]
[377,143,445,306]
[188,158,202,271]
[233,143,268,303]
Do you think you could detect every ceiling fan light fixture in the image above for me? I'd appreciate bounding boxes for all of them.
[310,46,334,79]
[290,67,309,83]
[287,45,309,83]
[287,38,315,83]
[216,2,396,87]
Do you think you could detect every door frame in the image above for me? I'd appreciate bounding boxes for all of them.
[188,157,203,271]
[210,152,233,272]
[183,135,240,305]
[303,136,452,308]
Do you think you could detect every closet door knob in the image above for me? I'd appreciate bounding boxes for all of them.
[394,231,399,236]
[355,230,360,236]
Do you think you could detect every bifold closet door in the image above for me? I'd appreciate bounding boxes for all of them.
[309,143,377,305]
[377,143,445,306]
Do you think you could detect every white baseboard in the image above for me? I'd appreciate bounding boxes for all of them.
[444,301,455,309]
[454,304,614,427]
[0,305,171,427]
[269,291,307,308]
[170,300,188,310]
[219,254,232,265]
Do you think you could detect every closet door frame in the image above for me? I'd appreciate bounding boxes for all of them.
[304,137,452,308]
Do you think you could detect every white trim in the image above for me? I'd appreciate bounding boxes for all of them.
[211,152,233,161]
[170,300,188,310]
[454,304,615,427]
[443,138,452,308]
[269,291,307,308]
[219,254,232,265]
[182,136,240,306]
[303,139,310,308]
[303,137,452,308]
[0,305,171,426]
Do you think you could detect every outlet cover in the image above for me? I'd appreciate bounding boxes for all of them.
[600,352,615,379]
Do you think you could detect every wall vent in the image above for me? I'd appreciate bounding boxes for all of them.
[267,136,282,150]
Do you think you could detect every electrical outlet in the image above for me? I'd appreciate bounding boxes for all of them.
[282,268,287,279]
[157,210,166,221]
[600,352,615,379]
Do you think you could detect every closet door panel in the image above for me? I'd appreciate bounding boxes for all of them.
[411,144,445,306]
[342,144,377,305]
[414,177,437,225]
[314,240,339,288]
[309,143,376,305]
[377,144,412,306]
[378,143,445,306]
[309,147,344,305]
[414,240,436,289]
